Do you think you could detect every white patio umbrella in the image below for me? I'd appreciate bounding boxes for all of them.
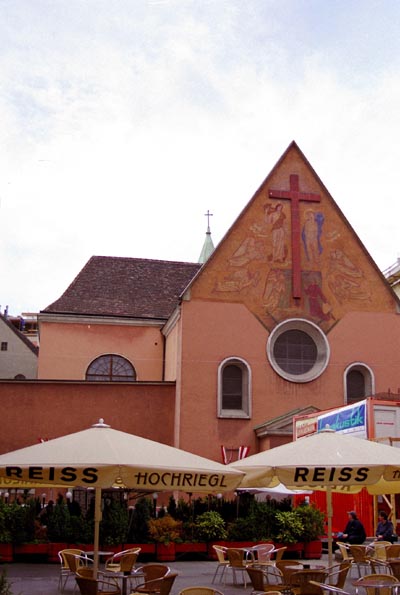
[0,419,244,573]
[229,427,400,565]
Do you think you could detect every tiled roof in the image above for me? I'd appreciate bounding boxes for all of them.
[42,256,202,319]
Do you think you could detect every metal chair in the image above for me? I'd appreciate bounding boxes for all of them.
[289,569,328,595]
[246,566,291,595]
[386,544,400,559]
[309,582,351,595]
[76,575,121,595]
[179,588,224,595]
[58,548,87,592]
[348,545,373,578]
[134,565,171,595]
[226,548,253,587]
[105,549,141,575]
[211,545,229,584]
[325,562,351,589]
[251,544,277,568]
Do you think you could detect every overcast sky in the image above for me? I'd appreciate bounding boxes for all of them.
[1,0,400,315]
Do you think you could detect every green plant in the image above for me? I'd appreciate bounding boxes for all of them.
[295,503,325,542]
[0,502,11,544]
[273,511,304,544]
[100,500,128,545]
[148,515,182,545]
[46,501,71,542]
[127,497,152,543]
[194,511,227,541]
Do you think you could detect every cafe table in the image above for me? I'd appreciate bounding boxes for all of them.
[352,576,400,595]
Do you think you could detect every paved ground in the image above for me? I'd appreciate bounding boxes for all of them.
[1,555,358,595]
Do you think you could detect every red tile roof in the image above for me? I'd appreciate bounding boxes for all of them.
[42,256,202,320]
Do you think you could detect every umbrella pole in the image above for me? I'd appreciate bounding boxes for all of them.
[93,486,102,576]
[327,487,333,567]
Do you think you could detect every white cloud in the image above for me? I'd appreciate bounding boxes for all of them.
[1,0,400,314]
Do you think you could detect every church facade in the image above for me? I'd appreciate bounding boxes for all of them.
[29,141,400,465]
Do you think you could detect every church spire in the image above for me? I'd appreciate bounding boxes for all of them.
[198,210,215,264]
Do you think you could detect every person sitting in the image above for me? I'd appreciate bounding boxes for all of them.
[376,510,396,542]
[338,510,366,544]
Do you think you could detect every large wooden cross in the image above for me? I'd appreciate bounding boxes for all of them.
[268,174,320,298]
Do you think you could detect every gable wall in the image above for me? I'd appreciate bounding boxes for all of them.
[0,321,37,379]
[38,321,164,380]
[177,300,400,462]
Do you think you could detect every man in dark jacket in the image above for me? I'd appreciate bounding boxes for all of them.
[341,511,366,544]
[376,510,395,542]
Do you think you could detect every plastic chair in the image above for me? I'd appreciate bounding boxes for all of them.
[226,548,253,587]
[76,575,121,595]
[134,565,171,594]
[246,566,290,595]
[58,548,87,592]
[179,588,224,595]
[211,545,229,584]
[309,582,351,595]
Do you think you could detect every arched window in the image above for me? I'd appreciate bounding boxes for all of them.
[86,354,136,382]
[345,363,374,404]
[218,357,251,418]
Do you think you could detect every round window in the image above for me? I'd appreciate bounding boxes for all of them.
[267,318,330,383]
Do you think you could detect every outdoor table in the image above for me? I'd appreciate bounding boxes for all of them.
[352,576,400,595]
[85,550,114,561]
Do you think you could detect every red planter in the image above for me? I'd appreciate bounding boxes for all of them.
[274,542,304,558]
[303,540,322,559]
[123,543,156,555]
[48,543,68,563]
[0,543,13,563]
[156,543,176,561]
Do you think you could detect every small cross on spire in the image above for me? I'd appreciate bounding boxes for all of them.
[204,209,213,233]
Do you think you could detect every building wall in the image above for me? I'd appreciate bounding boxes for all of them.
[176,299,400,462]
[38,320,164,380]
[0,381,175,453]
[0,321,37,379]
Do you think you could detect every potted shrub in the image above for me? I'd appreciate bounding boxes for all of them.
[148,515,182,561]
[296,503,325,559]
[0,502,12,563]
[272,511,304,557]
[193,511,227,559]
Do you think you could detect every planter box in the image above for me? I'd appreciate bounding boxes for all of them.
[156,543,175,562]
[123,543,156,555]
[274,542,304,558]
[14,543,49,561]
[175,543,207,554]
[303,540,323,559]
[0,543,13,563]
[48,543,68,563]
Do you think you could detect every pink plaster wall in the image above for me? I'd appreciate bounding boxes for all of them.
[176,299,400,462]
[38,322,164,380]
